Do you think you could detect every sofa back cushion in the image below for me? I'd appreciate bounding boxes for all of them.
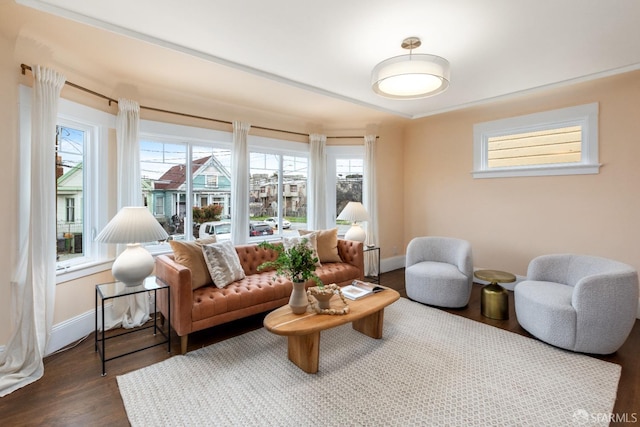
[235,243,280,276]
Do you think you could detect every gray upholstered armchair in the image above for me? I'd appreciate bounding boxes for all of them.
[405,236,474,308]
[514,254,639,354]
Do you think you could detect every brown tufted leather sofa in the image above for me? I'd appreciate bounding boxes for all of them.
[155,239,364,354]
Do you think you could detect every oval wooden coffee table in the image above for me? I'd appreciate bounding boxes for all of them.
[264,287,400,374]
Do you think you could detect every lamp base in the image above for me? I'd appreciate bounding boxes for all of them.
[112,243,154,287]
[344,224,366,242]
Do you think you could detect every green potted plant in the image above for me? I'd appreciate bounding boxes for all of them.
[258,239,323,314]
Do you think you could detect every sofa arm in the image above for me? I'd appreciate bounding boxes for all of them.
[155,254,193,337]
[337,239,365,280]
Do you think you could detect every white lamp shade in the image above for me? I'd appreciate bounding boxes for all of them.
[96,206,168,287]
[337,202,369,243]
[96,206,168,244]
[337,201,370,223]
[372,53,450,99]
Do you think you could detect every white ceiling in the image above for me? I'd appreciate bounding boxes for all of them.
[17,0,640,121]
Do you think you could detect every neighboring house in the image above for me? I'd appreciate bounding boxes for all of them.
[56,167,155,255]
[249,173,307,218]
[151,156,232,228]
[142,177,154,211]
[56,162,83,255]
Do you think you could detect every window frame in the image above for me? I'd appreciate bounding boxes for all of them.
[472,103,600,178]
[248,135,310,240]
[20,86,113,283]
[139,119,233,251]
[327,145,365,229]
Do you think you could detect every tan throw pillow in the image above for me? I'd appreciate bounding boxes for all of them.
[169,237,217,290]
[283,233,321,267]
[299,228,342,263]
[201,240,246,288]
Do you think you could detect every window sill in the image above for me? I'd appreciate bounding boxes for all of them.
[55,250,173,285]
[472,163,601,179]
[56,260,112,284]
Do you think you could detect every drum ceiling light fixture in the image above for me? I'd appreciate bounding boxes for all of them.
[371,37,450,100]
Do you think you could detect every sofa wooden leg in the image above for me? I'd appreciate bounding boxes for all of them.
[159,313,165,326]
[180,335,188,355]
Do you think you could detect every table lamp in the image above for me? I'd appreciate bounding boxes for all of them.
[337,201,370,242]
[96,206,169,287]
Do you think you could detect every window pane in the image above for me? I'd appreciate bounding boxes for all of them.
[140,140,187,241]
[56,125,84,262]
[487,126,582,168]
[192,145,232,240]
[250,151,307,238]
[336,158,363,235]
[282,155,307,222]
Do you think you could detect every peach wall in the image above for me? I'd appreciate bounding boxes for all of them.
[375,125,405,259]
[0,29,19,345]
[404,71,640,276]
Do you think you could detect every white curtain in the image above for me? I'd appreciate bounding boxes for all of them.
[116,99,142,209]
[363,134,379,276]
[0,66,65,397]
[308,134,327,230]
[231,121,250,244]
[103,99,149,330]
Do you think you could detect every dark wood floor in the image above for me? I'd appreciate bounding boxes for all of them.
[1,269,638,426]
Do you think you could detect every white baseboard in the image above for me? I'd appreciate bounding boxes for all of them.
[46,296,157,356]
[0,310,99,358]
[381,255,405,274]
[46,308,96,356]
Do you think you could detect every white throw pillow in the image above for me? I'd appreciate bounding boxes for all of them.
[202,241,246,288]
[283,233,322,267]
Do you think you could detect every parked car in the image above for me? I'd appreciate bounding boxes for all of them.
[250,221,274,237]
[198,221,232,240]
[263,217,291,229]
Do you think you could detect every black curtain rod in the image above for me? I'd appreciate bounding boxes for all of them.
[20,64,373,140]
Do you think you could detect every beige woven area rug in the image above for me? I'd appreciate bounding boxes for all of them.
[118,298,620,426]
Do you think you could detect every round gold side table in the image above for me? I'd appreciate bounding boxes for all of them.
[474,269,516,320]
